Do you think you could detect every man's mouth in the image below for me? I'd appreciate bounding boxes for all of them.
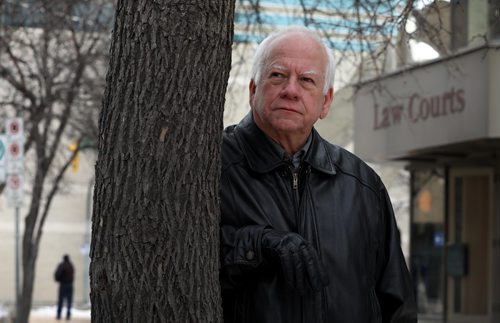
[275,106,300,114]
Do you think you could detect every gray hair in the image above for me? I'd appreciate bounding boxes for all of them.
[250,26,336,94]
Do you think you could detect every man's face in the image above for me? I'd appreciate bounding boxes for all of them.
[249,33,333,140]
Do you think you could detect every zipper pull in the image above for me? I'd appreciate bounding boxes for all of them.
[292,172,298,190]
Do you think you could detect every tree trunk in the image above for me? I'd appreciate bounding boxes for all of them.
[17,252,36,323]
[17,167,48,323]
[90,1,234,322]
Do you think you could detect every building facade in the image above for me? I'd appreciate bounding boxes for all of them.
[354,1,500,322]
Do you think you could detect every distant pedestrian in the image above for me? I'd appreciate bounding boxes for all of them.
[54,254,74,320]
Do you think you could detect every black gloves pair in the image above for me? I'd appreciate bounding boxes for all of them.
[261,229,329,294]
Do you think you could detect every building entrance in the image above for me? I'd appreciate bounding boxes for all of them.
[446,168,493,323]
[411,169,446,322]
[411,167,494,323]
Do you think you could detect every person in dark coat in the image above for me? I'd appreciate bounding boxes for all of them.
[220,26,417,323]
[54,254,74,320]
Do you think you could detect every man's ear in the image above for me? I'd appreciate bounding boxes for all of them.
[320,87,334,119]
[249,79,256,107]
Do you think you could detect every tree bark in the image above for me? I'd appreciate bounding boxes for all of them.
[90,1,234,322]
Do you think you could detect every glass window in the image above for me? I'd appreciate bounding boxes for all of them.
[410,169,446,320]
[490,0,500,39]
[451,0,468,50]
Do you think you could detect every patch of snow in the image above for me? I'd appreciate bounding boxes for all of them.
[31,306,90,318]
[0,304,9,318]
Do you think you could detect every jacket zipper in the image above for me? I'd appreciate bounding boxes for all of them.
[292,171,299,190]
[292,165,327,323]
[290,166,306,322]
[290,167,300,211]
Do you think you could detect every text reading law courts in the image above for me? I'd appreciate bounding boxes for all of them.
[354,44,500,323]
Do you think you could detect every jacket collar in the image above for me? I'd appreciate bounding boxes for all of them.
[234,113,336,175]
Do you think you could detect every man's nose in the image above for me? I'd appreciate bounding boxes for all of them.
[280,77,300,99]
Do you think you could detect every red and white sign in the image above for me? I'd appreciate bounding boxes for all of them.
[0,135,6,183]
[6,139,24,174]
[6,173,23,208]
[6,118,23,139]
[8,174,21,189]
[8,141,21,157]
[354,47,489,161]
[5,118,25,208]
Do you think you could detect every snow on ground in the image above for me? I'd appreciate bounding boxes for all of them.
[0,305,8,318]
[31,306,91,318]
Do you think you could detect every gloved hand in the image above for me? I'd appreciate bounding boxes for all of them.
[261,229,329,294]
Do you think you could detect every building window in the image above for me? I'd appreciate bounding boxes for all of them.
[410,169,446,320]
[490,0,500,39]
[451,0,468,50]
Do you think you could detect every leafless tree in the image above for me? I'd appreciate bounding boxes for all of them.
[0,1,113,321]
[227,0,465,97]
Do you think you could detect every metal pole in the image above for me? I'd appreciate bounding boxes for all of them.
[15,206,20,322]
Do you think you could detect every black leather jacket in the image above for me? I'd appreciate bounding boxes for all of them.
[220,114,417,323]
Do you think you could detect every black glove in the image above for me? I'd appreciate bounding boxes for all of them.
[261,229,329,294]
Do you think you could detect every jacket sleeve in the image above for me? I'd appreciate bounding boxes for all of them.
[375,186,417,323]
[219,166,273,288]
[220,224,270,286]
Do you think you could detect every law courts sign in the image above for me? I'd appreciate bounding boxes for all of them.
[354,45,500,161]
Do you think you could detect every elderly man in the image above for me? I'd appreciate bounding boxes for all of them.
[220,26,416,322]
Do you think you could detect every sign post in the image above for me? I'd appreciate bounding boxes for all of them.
[5,117,24,323]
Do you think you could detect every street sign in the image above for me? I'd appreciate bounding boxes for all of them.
[0,135,6,183]
[6,173,23,208]
[6,118,23,139]
[5,118,24,208]
[6,139,24,174]
[8,141,21,157]
[5,117,24,323]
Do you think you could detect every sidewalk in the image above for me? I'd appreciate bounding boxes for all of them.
[29,318,90,323]
[29,306,90,323]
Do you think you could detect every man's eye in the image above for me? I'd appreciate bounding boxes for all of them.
[301,77,314,84]
[270,72,284,78]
